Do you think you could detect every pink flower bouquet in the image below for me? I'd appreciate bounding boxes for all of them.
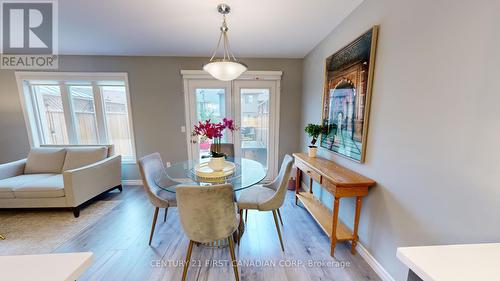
[192,118,238,158]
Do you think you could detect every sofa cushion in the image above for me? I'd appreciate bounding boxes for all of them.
[24,148,67,174]
[62,147,109,171]
[0,174,56,198]
[13,174,64,198]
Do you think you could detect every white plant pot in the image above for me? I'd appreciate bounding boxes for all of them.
[208,156,225,171]
[308,146,318,158]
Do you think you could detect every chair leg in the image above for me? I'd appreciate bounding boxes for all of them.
[277,208,283,226]
[245,209,248,223]
[272,210,285,252]
[149,207,159,245]
[181,240,194,281]
[0,234,5,240]
[228,235,240,281]
[237,209,244,243]
[164,207,168,222]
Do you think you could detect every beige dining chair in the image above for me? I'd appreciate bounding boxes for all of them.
[176,184,240,281]
[210,143,234,157]
[237,154,294,252]
[138,153,177,245]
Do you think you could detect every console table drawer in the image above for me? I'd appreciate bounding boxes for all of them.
[323,179,369,197]
[295,160,322,184]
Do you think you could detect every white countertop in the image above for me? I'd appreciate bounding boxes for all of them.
[0,252,93,281]
[397,243,500,281]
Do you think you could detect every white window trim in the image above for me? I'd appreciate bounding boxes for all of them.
[15,71,137,163]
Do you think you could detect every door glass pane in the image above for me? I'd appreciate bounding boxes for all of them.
[102,86,134,158]
[69,86,99,144]
[240,89,269,169]
[195,88,226,160]
[32,85,69,144]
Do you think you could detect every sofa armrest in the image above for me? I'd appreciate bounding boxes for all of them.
[0,159,26,180]
[63,155,122,206]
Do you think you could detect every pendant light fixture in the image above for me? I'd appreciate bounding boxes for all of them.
[203,4,247,81]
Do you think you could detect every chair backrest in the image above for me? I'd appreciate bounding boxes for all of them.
[137,153,165,204]
[176,184,238,243]
[210,143,234,158]
[260,154,294,210]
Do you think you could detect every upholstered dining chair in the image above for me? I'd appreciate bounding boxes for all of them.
[176,184,240,281]
[210,143,234,157]
[237,154,294,252]
[138,153,177,245]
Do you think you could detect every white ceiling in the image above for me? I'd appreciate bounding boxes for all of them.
[58,0,363,58]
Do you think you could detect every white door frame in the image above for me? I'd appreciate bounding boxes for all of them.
[181,70,282,178]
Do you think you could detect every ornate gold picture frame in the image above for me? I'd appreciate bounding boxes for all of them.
[321,26,379,163]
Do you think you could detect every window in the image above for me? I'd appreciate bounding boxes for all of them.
[16,72,136,162]
[101,86,134,158]
[69,85,99,144]
[32,85,69,144]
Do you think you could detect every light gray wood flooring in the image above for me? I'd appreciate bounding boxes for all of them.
[54,186,381,281]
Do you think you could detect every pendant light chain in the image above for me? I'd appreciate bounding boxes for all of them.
[208,14,238,62]
[209,28,223,61]
[224,25,237,61]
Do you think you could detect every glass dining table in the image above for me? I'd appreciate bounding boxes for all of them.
[154,157,267,192]
[154,157,266,247]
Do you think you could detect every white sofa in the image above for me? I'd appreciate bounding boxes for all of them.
[0,145,122,217]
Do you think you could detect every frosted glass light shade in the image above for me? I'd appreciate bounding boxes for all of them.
[203,61,247,81]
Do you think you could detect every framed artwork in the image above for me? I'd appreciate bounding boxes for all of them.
[321,26,379,163]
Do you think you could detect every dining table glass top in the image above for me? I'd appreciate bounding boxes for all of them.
[154,157,266,193]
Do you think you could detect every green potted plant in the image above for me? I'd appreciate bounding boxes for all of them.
[304,123,324,157]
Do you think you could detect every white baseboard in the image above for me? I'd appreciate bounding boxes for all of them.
[299,181,394,281]
[356,242,395,281]
[122,179,143,186]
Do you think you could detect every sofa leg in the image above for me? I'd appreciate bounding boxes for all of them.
[73,207,80,218]
[117,184,123,192]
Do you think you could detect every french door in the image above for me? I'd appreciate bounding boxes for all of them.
[185,79,232,162]
[183,71,281,180]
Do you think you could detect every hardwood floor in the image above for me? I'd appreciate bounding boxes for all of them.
[54,186,381,281]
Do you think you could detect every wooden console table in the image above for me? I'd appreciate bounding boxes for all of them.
[293,153,376,257]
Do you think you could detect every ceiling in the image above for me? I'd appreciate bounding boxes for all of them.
[58,0,363,58]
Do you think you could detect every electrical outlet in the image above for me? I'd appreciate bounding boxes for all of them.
[166,162,171,167]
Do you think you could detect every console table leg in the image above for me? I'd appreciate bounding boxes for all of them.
[351,196,363,254]
[330,197,340,256]
[295,168,301,205]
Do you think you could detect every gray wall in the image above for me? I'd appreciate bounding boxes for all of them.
[300,0,500,280]
[0,56,302,180]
